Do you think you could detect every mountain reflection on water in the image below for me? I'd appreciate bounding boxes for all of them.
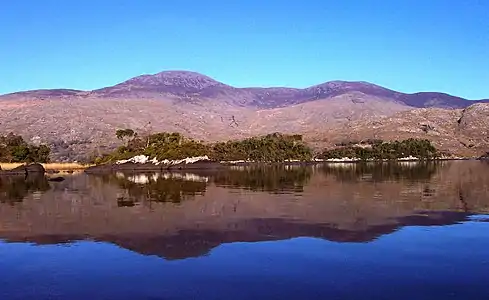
[0,161,488,260]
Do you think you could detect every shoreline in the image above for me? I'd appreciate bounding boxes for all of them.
[0,157,483,176]
[84,155,481,174]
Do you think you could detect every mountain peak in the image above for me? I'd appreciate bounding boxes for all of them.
[122,70,224,89]
[312,80,387,90]
[93,70,228,97]
[303,80,396,102]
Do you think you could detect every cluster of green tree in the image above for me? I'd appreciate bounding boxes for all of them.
[319,138,440,161]
[212,133,312,162]
[0,133,51,163]
[320,161,440,183]
[94,130,211,164]
[95,129,445,164]
[95,130,313,164]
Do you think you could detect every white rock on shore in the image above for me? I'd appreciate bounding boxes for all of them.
[113,154,469,167]
[324,157,361,162]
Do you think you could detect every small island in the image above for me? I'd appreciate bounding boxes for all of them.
[83,129,473,173]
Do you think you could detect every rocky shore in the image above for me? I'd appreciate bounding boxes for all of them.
[84,156,223,174]
[84,155,330,174]
[83,154,480,175]
[479,153,489,160]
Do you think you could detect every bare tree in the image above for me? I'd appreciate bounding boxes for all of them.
[140,121,152,148]
[229,115,239,127]
[220,115,239,127]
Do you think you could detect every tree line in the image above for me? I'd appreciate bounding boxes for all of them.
[94,130,313,164]
[92,129,445,164]
[318,138,441,160]
[0,130,449,164]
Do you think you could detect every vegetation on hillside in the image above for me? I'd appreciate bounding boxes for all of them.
[0,133,51,163]
[94,130,313,164]
[318,138,440,161]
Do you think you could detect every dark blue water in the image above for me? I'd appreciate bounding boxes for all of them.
[0,162,488,299]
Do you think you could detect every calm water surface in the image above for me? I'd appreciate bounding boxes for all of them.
[0,161,488,299]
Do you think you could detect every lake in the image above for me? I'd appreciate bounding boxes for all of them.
[0,161,488,300]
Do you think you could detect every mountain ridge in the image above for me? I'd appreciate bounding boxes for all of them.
[2,70,488,109]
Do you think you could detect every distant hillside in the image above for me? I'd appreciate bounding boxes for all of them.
[2,70,488,108]
[308,103,489,157]
[1,70,488,161]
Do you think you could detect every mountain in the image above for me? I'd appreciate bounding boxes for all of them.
[1,70,488,160]
[92,71,233,99]
[2,70,487,108]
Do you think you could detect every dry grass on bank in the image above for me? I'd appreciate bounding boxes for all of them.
[0,162,92,171]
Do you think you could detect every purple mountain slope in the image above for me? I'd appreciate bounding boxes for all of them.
[1,70,487,109]
[93,71,233,98]
[3,89,85,98]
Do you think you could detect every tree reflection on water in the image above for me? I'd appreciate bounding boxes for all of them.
[0,175,50,204]
[319,161,442,182]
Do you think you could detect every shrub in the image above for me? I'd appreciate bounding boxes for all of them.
[0,133,51,163]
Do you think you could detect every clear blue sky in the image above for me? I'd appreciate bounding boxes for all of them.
[1,0,488,99]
